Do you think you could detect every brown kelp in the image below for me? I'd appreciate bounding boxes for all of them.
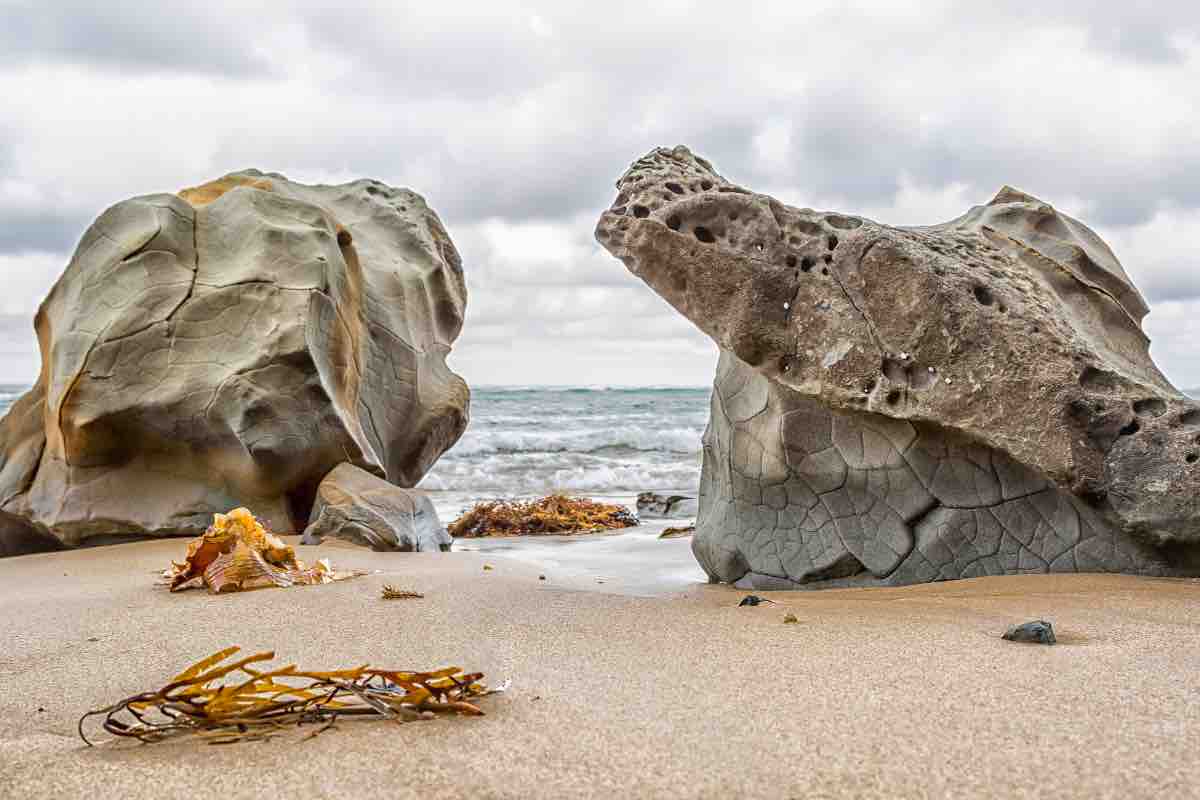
[79,647,500,746]
[449,493,638,537]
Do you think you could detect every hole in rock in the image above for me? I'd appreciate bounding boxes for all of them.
[610,206,627,216]
[824,214,862,230]
[786,255,797,268]
[700,180,714,190]
[665,182,685,194]
[1079,486,1108,509]
[998,304,1008,313]
[827,234,839,250]
[632,205,650,218]
[882,358,907,383]
[800,256,815,272]
[729,212,739,221]
[1132,398,1167,418]
[886,389,902,406]
[973,285,995,306]
[666,215,681,231]
[694,226,716,244]
[823,254,833,265]
[1117,419,1140,438]
[1186,453,1199,464]
[755,243,764,252]
[822,267,830,275]
[1079,366,1122,392]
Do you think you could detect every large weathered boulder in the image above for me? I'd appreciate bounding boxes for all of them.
[595,146,1200,587]
[0,171,468,556]
[300,463,450,552]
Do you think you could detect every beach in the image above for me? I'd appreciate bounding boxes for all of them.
[2,537,1198,799]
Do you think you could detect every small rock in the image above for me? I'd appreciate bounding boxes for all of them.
[1002,620,1056,644]
[782,613,799,624]
[482,564,493,571]
[636,492,699,520]
[86,636,99,642]
[739,595,772,607]
[538,574,546,581]
[659,525,695,539]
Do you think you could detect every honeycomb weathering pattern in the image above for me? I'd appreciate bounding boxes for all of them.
[595,146,1200,587]
[0,170,468,555]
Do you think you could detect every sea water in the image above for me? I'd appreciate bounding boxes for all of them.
[419,385,708,517]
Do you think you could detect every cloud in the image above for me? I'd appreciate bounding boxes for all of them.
[0,1,1198,388]
[0,1,276,76]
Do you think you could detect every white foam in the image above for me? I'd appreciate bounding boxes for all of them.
[419,460,701,493]
[445,425,704,457]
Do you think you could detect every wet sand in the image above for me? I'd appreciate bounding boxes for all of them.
[2,538,1198,799]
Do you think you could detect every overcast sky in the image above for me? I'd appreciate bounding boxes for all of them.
[1,1,1197,389]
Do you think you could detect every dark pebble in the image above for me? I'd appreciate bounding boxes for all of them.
[1002,620,1056,644]
[739,595,765,607]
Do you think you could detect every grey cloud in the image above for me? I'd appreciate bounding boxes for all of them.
[0,1,274,75]
[0,208,87,253]
[2,1,1200,389]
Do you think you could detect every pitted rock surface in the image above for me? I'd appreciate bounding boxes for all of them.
[0,171,468,555]
[301,463,450,552]
[596,146,1199,587]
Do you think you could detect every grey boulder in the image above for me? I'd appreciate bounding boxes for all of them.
[595,146,1199,588]
[0,171,468,555]
[301,463,450,552]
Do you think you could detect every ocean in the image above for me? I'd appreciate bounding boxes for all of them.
[0,383,710,511]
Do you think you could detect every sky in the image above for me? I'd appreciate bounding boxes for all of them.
[0,1,1198,389]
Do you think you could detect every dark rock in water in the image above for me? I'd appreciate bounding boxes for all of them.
[1002,620,1057,644]
[301,463,450,552]
[0,171,468,555]
[637,492,699,520]
[738,595,768,607]
[596,145,1200,588]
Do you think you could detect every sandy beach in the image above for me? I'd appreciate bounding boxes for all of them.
[2,539,1198,799]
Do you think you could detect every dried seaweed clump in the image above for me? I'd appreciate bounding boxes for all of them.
[79,646,499,746]
[381,584,424,600]
[166,507,361,593]
[449,493,639,538]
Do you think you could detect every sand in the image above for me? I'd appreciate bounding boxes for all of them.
[1,538,1198,799]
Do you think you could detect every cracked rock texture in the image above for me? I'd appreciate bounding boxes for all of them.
[0,171,468,556]
[300,463,450,552]
[595,146,1200,587]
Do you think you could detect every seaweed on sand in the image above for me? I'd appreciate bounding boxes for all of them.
[449,494,639,538]
[165,507,362,594]
[79,647,501,746]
